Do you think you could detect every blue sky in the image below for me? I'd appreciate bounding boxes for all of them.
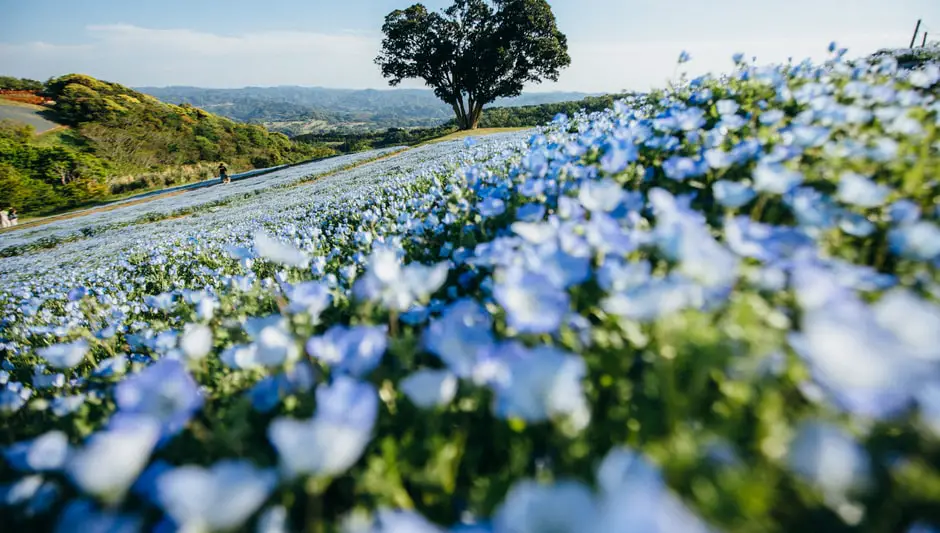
[1,0,936,92]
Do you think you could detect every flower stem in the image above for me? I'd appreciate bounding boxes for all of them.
[305,477,330,533]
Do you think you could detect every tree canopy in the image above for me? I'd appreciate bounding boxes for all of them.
[0,76,43,91]
[375,0,570,130]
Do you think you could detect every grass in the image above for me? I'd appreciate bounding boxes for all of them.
[417,127,530,146]
[32,126,76,147]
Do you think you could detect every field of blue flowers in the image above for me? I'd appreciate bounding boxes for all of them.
[1,45,939,532]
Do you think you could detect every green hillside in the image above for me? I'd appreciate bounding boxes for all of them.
[292,93,635,153]
[137,85,594,134]
[0,74,334,216]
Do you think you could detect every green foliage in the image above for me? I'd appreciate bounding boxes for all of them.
[0,76,44,91]
[376,0,571,129]
[295,124,458,151]
[0,74,332,216]
[0,120,108,214]
[465,93,634,128]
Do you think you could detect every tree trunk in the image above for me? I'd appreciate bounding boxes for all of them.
[470,103,484,130]
[450,100,469,130]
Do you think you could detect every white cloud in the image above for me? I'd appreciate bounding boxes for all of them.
[552,32,913,93]
[0,24,915,92]
[0,24,406,89]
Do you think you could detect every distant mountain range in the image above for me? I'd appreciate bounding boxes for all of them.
[135,86,595,135]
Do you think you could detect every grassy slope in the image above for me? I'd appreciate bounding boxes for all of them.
[418,127,530,145]
[1,128,520,232]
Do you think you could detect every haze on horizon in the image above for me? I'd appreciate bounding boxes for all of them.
[0,0,934,94]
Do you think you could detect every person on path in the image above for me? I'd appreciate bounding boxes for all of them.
[9,208,17,226]
[0,208,9,229]
[219,163,230,184]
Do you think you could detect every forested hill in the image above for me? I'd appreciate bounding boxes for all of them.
[136,86,593,133]
[0,74,331,216]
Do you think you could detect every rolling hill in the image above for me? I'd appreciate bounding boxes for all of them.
[0,74,334,216]
[136,86,594,134]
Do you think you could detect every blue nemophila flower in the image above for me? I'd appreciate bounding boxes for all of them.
[600,140,639,174]
[306,324,387,377]
[268,377,378,479]
[703,148,733,170]
[251,322,302,367]
[114,358,203,440]
[0,475,58,516]
[492,266,570,334]
[220,343,262,370]
[759,109,785,126]
[156,460,277,532]
[597,258,651,293]
[675,107,707,131]
[753,162,804,194]
[789,266,931,418]
[787,420,871,502]
[602,273,698,322]
[51,394,85,416]
[838,212,876,237]
[888,199,921,224]
[67,287,88,301]
[837,172,892,207]
[354,246,449,311]
[593,447,713,533]
[145,292,176,312]
[248,363,315,413]
[872,289,940,362]
[493,479,595,533]
[723,216,815,262]
[32,367,66,389]
[257,506,290,533]
[522,243,591,290]
[515,203,546,222]
[55,500,143,533]
[788,125,830,148]
[357,509,447,533]
[423,299,496,378]
[254,231,309,268]
[5,430,69,472]
[917,383,940,438]
[712,180,757,208]
[716,99,740,116]
[244,314,288,337]
[36,339,88,369]
[132,460,172,506]
[66,416,160,502]
[889,221,940,261]
[286,281,333,319]
[0,384,31,413]
[678,50,691,64]
[492,345,589,430]
[179,323,212,361]
[785,186,839,232]
[478,197,506,218]
[662,156,706,181]
[400,369,458,409]
[579,178,628,212]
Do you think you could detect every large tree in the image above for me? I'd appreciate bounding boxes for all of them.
[375,0,570,130]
